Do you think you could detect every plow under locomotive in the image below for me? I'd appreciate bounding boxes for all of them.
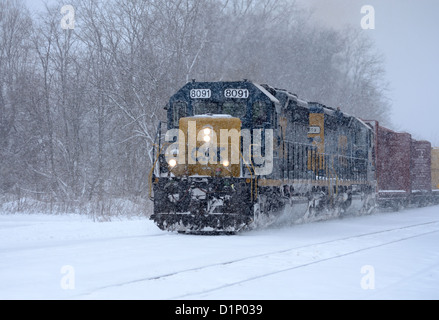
[149,80,376,233]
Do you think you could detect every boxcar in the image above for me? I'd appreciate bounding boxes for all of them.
[367,121,412,209]
[410,139,432,205]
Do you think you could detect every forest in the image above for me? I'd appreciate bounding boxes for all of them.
[0,0,390,218]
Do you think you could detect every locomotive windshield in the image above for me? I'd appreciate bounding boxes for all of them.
[173,101,186,127]
[222,101,246,118]
[252,101,268,126]
[193,101,247,119]
[193,101,218,115]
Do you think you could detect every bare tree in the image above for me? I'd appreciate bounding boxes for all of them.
[0,0,391,216]
[0,0,33,194]
[335,28,391,123]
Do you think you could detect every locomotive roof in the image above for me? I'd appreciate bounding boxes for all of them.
[252,82,280,104]
[170,80,373,132]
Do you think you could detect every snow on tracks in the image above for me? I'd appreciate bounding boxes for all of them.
[2,208,439,299]
[80,218,439,299]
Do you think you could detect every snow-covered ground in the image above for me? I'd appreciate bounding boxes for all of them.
[1,206,439,300]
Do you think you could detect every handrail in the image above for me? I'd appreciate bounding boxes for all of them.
[239,149,255,202]
[148,143,167,200]
[327,155,339,204]
[248,144,260,200]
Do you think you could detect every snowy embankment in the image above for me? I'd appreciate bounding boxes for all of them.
[1,206,439,300]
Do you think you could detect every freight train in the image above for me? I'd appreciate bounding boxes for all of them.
[149,80,439,233]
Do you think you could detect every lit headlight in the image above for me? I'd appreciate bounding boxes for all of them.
[222,160,230,167]
[168,159,177,168]
[203,127,212,143]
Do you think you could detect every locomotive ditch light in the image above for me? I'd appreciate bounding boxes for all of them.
[222,160,230,167]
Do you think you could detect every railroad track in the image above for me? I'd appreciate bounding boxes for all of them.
[0,232,168,254]
[79,220,439,299]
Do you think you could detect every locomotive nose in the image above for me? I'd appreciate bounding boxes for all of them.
[171,115,242,178]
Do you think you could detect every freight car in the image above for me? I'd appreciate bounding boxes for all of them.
[366,121,411,209]
[432,148,439,202]
[366,121,436,209]
[410,139,432,206]
[149,80,377,233]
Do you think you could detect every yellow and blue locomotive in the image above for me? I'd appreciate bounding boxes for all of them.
[150,80,376,233]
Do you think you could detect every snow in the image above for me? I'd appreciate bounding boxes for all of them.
[252,83,281,104]
[192,114,233,118]
[1,207,439,300]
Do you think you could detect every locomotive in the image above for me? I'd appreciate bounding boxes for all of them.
[149,80,380,233]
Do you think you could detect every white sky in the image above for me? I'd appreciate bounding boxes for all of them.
[298,0,439,145]
[24,0,439,146]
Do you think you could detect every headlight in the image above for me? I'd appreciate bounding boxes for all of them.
[202,127,212,142]
[222,160,230,167]
[168,159,177,168]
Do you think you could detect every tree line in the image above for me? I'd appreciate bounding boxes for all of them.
[0,0,390,217]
